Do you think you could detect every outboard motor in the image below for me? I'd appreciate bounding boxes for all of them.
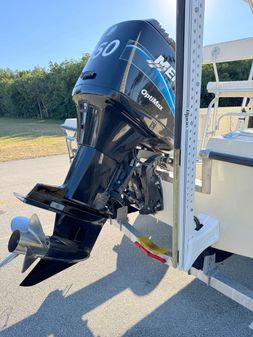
[0,19,175,286]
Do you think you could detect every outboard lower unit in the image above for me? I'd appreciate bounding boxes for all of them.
[0,19,176,286]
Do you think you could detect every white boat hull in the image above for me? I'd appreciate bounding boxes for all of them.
[155,133,253,259]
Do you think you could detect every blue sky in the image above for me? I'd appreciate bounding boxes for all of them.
[0,0,252,70]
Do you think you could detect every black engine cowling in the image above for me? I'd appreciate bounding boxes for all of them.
[68,19,175,215]
[74,19,175,152]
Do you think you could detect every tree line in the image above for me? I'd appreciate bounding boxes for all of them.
[201,59,252,108]
[0,54,89,120]
[0,57,252,120]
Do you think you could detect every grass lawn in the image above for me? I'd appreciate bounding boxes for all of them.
[0,118,67,162]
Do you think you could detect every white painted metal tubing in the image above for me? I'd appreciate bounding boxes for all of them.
[191,267,253,312]
[241,63,253,108]
[217,112,253,130]
[0,253,18,268]
[203,37,253,64]
[110,219,173,266]
[201,97,216,149]
[207,80,253,98]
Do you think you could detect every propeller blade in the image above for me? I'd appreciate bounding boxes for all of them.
[11,216,29,232]
[28,214,47,245]
[21,248,37,273]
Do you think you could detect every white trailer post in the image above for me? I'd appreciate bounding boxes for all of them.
[173,0,219,271]
[174,0,253,311]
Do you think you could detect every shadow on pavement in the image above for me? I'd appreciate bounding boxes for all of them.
[1,216,252,337]
[0,216,168,336]
[122,279,253,337]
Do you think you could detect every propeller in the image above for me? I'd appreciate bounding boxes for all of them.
[0,214,49,273]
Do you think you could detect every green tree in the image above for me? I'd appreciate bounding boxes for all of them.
[201,59,253,108]
[0,54,89,120]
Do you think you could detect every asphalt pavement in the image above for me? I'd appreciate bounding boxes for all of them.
[0,155,252,337]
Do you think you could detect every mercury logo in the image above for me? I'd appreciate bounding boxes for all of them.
[147,55,176,82]
[141,89,163,111]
